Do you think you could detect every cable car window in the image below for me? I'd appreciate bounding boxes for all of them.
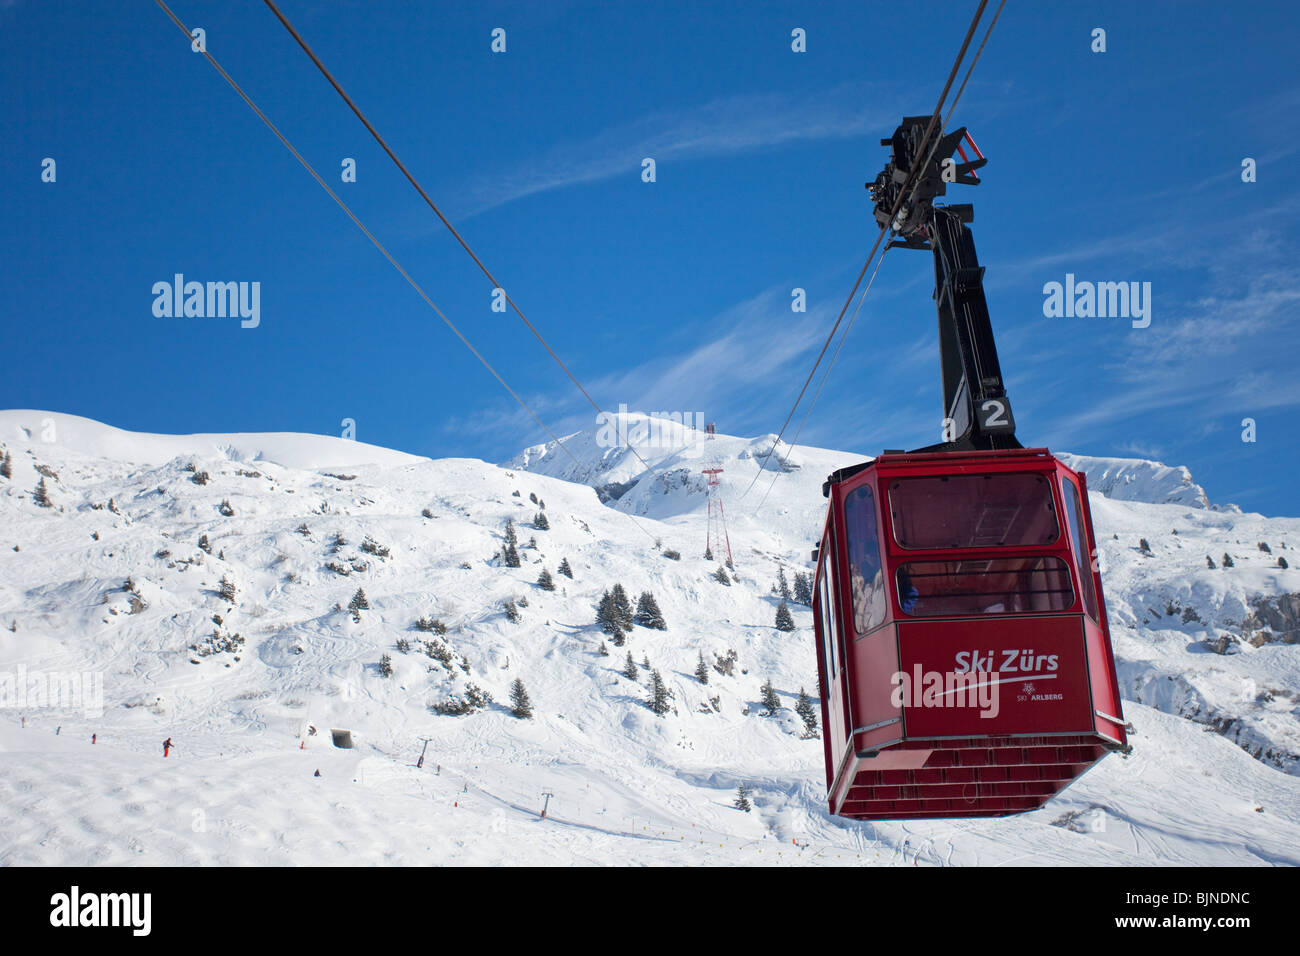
[1061,478,1099,621]
[818,531,840,679]
[844,486,888,634]
[818,563,833,679]
[895,556,1074,617]
[888,473,1060,550]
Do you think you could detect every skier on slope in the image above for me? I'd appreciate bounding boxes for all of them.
[163,737,173,757]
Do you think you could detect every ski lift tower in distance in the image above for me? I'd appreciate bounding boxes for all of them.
[702,466,733,568]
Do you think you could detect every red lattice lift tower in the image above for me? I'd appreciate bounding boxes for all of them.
[702,467,733,568]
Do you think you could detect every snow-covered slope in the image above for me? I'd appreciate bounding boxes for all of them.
[1,411,423,471]
[2,410,1298,866]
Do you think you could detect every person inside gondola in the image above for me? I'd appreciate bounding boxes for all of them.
[897,567,920,614]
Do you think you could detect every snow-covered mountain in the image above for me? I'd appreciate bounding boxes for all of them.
[1056,452,1236,512]
[2,410,1298,866]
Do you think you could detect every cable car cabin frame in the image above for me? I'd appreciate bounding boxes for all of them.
[812,448,1126,820]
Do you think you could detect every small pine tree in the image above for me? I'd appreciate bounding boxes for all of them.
[0,450,12,479]
[623,651,639,681]
[610,584,634,630]
[1280,557,1289,569]
[533,511,549,531]
[1206,555,1216,569]
[198,533,212,554]
[734,783,752,812]
[704,546,714,562]
[504,598,520,623]
[634,591,667,630]
[596,590,618,633]
[349,587,369,612]
[598,641,610,656]
[610,622,626,647]
[218,499,235,517]
[537,568,555,591]
[713,565,731,586]
[608,582,634,629]
[219,575,237,603]
[33,477,51,508]
[529,492,538,504]
[760,678,780,717]
[558,557,573,578]
[509,678,533,719]
[648,668,671,716]
[1259,542,1273,554]
[775,566,791,600]
[378,654,393,677]
[793,571,813,606]
[795,687,820,738]
[694,651,710,685]
[1223,553,1235,568]
[1138,538,1151,554]
[502,519,521,568]
[775,599,796,632]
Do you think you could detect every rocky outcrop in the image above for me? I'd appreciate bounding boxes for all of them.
[1241,593,1300,646]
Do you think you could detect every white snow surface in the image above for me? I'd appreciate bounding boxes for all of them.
[1056,452,1235,512]
[2,410,1298,866]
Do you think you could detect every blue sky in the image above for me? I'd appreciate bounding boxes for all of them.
[3,1,1298,515]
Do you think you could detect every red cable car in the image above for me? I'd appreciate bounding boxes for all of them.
[812,119,1127,820]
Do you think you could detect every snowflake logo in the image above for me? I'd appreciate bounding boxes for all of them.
[1022,682,1036,695]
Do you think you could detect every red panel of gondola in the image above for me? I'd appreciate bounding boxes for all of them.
[812,448,1127,821]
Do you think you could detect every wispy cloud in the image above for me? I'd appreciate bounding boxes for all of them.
[449,82,896,218]
[440,278,887,454]
[1035,263,1300,444]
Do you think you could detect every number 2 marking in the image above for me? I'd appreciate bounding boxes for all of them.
[982,399,1008,427]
